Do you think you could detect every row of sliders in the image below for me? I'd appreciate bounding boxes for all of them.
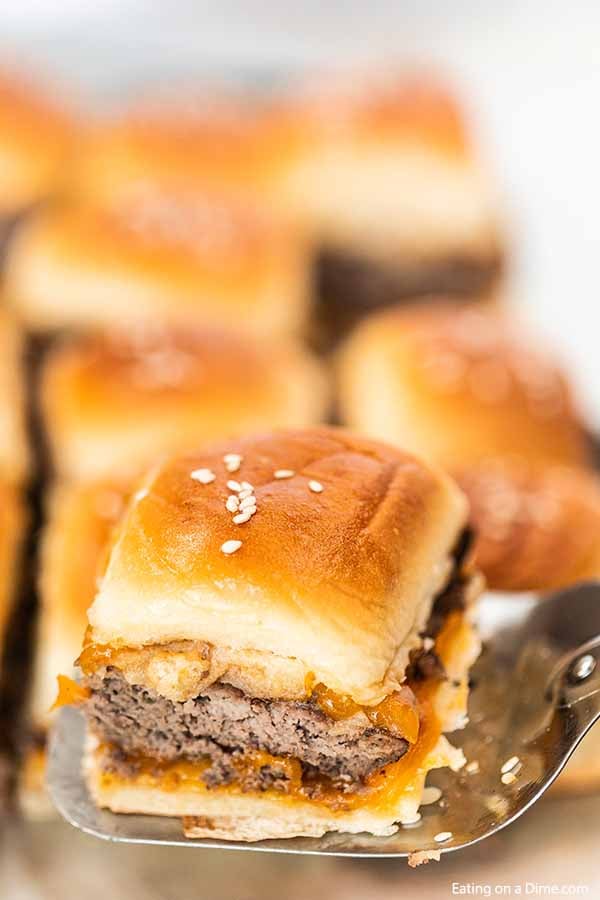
[17,302,600,816]
[0,64,597,826]
[0,67,503,343]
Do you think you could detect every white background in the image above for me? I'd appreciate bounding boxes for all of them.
[2,2,599,422]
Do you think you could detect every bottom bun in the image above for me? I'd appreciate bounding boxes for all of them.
[86,734,465,841]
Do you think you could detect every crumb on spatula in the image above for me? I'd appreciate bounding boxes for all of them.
[407,849,442,868]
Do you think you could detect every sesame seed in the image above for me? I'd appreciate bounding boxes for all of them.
[239,495,256,511]
[225,496,239,513]
[237,489,253,500]
[401,812,422,826]
[191,468,215,484]
[221,540,242,555]
[421,786,442,805]
[423,637,435,651]
[233,512,252,525]
[274,469,294,479]
[308,480,324,493]
[240,481,254,492]
[224,453,242,473]
[227,480,242,492]
[434,831,453,844]
[501,772,517,785]
[244,505,257,516]
[465,761,480,774]
[500,756,520,774]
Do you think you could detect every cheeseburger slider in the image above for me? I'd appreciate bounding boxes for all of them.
[279,73,504,342]
[40,326,327,483]
[5,190,310,337]
[65,427,481,840]
[338,304,590,470]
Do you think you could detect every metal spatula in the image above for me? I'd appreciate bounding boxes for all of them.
[47,582,600,859]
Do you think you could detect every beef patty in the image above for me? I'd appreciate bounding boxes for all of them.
[86,671,409,790]
[314,247,503,348]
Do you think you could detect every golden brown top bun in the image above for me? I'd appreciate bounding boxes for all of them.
[31,480,128,726]
[88,428,467,703]
[0,70,75,216]
[338,303,590,470]
[298,71,470,156]
[40,326,328,483]
[0,310,29,484]
[5,191,310,336]
[71,96,311,208]
[87,426,469,705]
[455,460,600,592]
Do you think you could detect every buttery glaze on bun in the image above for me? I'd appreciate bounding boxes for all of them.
[40,326,327,483]
[5,191,311,336]
[87,426,469,705]
[338,303,590,470]
[0,311,29,483]
[0,70,74,217]
[455,461,600,592]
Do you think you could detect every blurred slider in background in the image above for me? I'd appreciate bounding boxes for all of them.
[5,191,311,338]
[338,303,590,471]
[338,301,600,791]
[0,70,75,260]
[39,327,327,482]
[67,71,504,346]
[19,325,327,814]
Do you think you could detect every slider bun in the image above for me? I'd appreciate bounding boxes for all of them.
[456,460,600,592]
[0,70,74,216]
[5,194,311,336]
[71,97,311,208]
[30,480,128,727]
[338,303,590,470]
[0,311,29,483]
[40,327,327,482]
[88,426,469,705]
